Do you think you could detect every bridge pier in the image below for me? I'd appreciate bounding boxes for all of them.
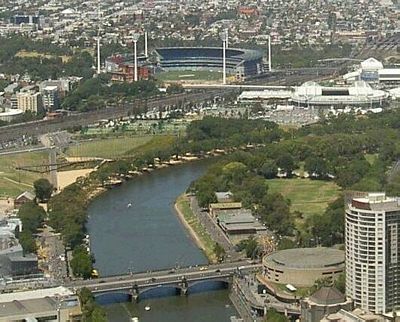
[180,277,188,296]
[130,284,140,303]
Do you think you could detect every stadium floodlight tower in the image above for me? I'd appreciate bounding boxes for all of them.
[219,30,228,85]
[268,35,272,71]
[132,33,140,81]
[96,34,101,75]
[144,30,148,58]
[96,0,101,75]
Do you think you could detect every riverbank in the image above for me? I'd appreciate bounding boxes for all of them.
[175,194,217,263]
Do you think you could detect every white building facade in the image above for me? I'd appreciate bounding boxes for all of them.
[345,192,400,314]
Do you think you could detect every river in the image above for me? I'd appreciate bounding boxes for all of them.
[87,159,238,321]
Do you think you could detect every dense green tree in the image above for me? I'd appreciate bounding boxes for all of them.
[34,178,53,202]
[265,308,289,322]
[334,273,346,294]
[276,153,295,177]
[18,201,46,233]
[277,237,296,250]
[197,186,218,208]
[70,246,93,279]
[222,162,248,185]
[78,288,107,322]
[258,193,294,235]
[259,159,278,179]
[166,83,184,94]
[19,230,37,254]
[304,156,328,178]
[213,243,226,262]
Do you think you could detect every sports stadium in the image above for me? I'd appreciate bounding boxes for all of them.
[154,47,264,81]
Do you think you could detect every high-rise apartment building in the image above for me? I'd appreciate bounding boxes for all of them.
[42,85,60,110]
[345,192,400,314]
[16,91,42,113]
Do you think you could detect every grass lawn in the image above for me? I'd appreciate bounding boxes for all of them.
[125,135,176,155]
[273,282,312,298]
[67,135,177,159]
[15,50,71,63]
[176,195,217,263]
[0,151,49,198]
[156,70,224,82]
[66,136,154,158]
[365,153,378,165]
[267,178,341,218]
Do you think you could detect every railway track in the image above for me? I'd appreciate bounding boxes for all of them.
[0,89,232,142]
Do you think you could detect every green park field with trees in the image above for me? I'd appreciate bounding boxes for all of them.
[0,151,48,197]
[44,108,400,277]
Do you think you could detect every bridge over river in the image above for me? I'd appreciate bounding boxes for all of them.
[66,261,261,303]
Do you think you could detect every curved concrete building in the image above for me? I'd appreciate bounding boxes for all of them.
[262,247,345,287]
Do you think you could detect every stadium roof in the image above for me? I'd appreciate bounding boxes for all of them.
[265,247,345,269]
[360,57,383,71]
[155,47,263,61]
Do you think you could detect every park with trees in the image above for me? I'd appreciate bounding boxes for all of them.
[45,108,400,277]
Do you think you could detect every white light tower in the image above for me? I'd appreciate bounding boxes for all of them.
[132,33,140,82]
[96,2,101,75]
[220,30,228,85]
[268,35,272,72]
[144,30,148,58]
[96,35,101,74]
[225,27,229,49]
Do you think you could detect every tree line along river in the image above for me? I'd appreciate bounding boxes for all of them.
[86,159,238,321]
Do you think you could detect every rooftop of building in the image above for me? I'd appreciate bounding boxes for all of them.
[264,247,345,269]
[155,47,264,61]
[209,202,242,210]
[360,57,384,70]
[0,292,80,320]
[0,286,73,303]
[309,287,347,306]
[350,192,400,212]
[0,109,24,117]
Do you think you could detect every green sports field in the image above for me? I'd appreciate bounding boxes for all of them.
[156,70,224,81]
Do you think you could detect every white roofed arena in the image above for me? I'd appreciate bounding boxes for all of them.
[291,81,388,107]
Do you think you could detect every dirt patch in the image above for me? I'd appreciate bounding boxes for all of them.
[57,169,94,191]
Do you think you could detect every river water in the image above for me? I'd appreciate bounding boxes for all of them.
[87,160,238,321]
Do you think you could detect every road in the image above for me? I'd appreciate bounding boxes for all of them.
[189,196,238,259]
[66,261,261,293]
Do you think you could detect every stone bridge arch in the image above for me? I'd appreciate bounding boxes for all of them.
[187,278,231,294]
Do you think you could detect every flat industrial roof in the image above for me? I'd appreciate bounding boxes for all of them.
[209,202,242,209]
[264,247,345,269]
